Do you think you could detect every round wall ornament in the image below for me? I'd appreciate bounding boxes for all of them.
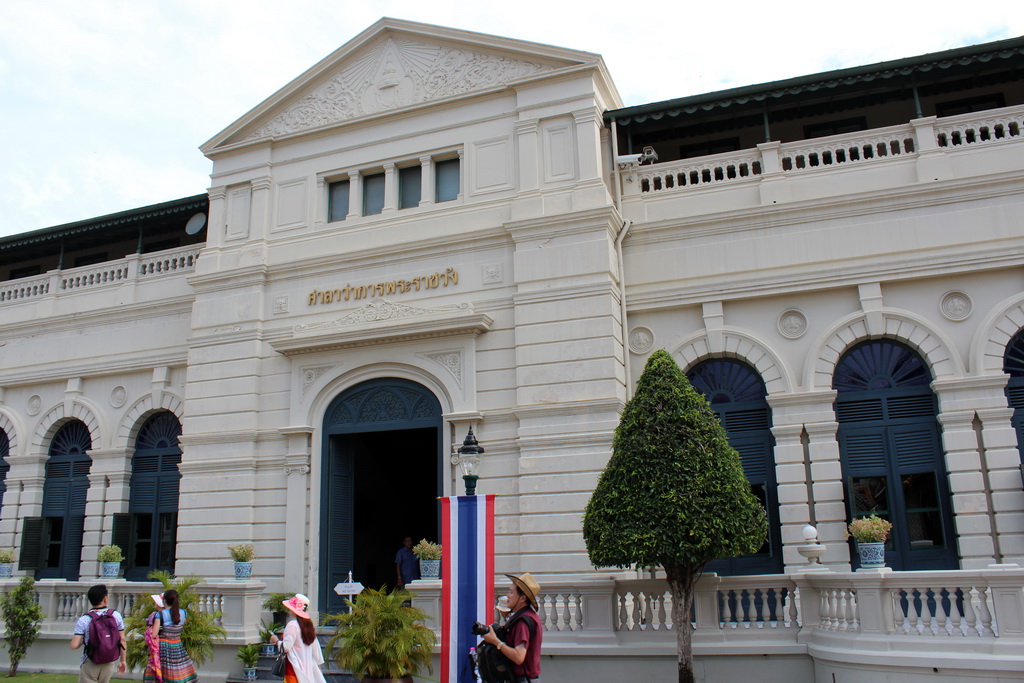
[777,309,808,339]
[628,327,654,354]
[110,386,127,408]
[940,291,972,321]
[27,395,41,416]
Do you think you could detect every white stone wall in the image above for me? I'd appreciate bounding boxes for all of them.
[0,20,1022,613]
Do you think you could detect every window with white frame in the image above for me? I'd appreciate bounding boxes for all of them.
[327,153,461,222]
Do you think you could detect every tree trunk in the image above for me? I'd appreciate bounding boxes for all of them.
[665,564,696,683]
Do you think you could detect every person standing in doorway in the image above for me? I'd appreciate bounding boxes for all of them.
[70,584,127,683]
[394,536,420,589]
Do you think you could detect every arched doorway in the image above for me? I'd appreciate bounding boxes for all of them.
[1003,329,1024,462]
[114,411,182,580]
[834,339,957,570]
[688,358,782,574]
[320,378,442,612]
[22,420,92,579]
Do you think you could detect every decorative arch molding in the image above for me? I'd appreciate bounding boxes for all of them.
[670,328,793,396]
[971,292,1024,375]
[0,411,21,456]
[31,401,103,456]
[303,362,455,429]
[807,309,963,391]
[116,392,185,446]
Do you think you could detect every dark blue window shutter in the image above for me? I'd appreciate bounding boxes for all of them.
[19,517,44,570]
[112,513,133,552]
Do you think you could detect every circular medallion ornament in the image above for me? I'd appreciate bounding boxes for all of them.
[940,291,972,321]
[628,327,654,354]
[777,309,808,339]
[26,395,41,416]
[110,386,127,408]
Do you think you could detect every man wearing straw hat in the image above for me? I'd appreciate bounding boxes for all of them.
[482,573,543,682]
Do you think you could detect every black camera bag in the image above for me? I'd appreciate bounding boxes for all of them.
[474,612,537,683]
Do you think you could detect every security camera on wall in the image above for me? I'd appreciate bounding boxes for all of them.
[616,153,642,167]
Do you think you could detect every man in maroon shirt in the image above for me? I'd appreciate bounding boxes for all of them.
[482,573,543,682]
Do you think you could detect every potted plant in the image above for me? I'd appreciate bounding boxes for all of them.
[97,545,124,578]
[0,549,15,578]
[228,543,255,580]
[262,591,294,628]
[236,642,261,681]
[258,619,279,656]
[847,514,893,569]
[326,587,436,683]
[411,539,442,579]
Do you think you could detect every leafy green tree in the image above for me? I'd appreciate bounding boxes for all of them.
[583,350,767,683]
[123,571,227,671]
[0,576,45,676]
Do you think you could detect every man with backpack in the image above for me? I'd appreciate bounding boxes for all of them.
[481,573,543,683]
[70,584,127,683]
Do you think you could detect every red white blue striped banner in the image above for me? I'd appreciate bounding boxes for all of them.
[440,494,495,683]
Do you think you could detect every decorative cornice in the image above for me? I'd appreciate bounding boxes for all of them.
[271,299,492,356]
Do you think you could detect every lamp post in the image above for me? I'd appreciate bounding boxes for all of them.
[458,427,484,495]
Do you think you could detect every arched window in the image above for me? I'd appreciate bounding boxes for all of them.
[1003,329,1024,464]
[114,412,182,580]
[21,420,92,579]
[688,358,782,574]
[0,429,9,509]
[834,340,956,570]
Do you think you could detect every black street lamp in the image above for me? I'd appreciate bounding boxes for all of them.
[457,427,485,495]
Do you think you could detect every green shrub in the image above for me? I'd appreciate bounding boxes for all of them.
[1,576,45,676]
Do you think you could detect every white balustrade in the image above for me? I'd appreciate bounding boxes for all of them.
[139,247,201,276]
[778,124,915,172]
[0,245,201,306]
[625,104,1024,200]
[0,275,50,302]
[0,579,261,641]
[636,151,762,194]
[935,104,1024,148]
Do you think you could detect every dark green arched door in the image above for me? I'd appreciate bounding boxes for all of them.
[22,420,92,579]
[835,340,957,570]
[689,358,782,575]
[114,411,182,580]
[1004,330,1024,463]
[320,379,442,612]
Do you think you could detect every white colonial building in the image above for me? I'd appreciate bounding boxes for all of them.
[2,19,1024,682]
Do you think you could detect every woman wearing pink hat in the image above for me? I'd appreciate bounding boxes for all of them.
[269,595,327,683]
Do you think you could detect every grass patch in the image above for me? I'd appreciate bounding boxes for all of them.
[1,675,134,683]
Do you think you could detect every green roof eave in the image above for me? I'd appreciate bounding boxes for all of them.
[0,194,209,251]
[606,35,1024,125]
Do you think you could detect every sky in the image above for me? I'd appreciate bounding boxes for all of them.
[1,1,1022,238]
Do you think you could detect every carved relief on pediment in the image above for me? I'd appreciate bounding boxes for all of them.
[244,36,550,141]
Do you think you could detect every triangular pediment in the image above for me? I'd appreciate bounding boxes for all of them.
[204,18,600,152]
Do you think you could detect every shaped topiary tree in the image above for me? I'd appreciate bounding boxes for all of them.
[583,349,767,683]
[0,576,45,676]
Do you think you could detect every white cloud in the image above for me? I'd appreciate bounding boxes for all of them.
[1,0,1022,235]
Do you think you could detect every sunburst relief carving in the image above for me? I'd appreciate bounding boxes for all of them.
[245,36,548,140]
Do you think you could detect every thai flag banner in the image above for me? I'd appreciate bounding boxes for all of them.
[440,494,495,683]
